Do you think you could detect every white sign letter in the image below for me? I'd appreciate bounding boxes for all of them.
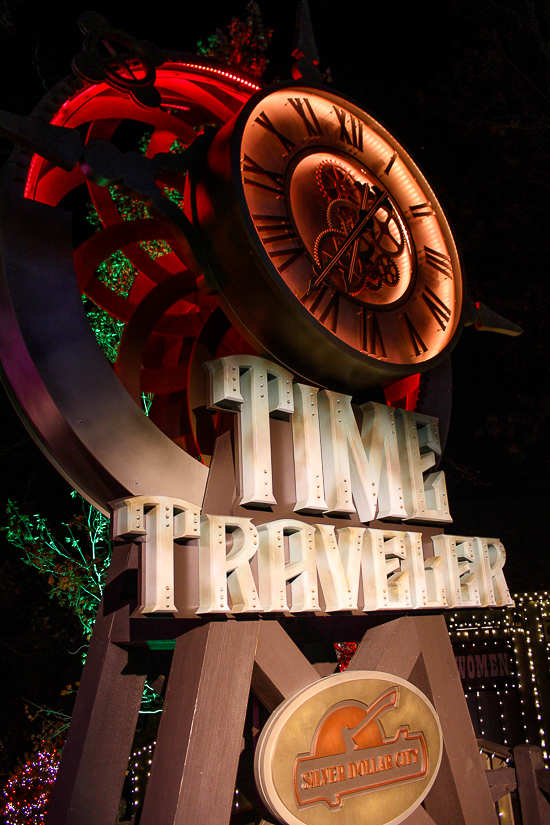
[397,410,452,523]
[197,515,261,613]
[258,519,317,612]
[318,393,406,522]
[292,384,328,513]
[315,525,364,611]
[361,529,428,610]
[111,495,200,613]
[207,355,294,508]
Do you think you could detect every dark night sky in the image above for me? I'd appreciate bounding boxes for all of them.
[0,0,547,771]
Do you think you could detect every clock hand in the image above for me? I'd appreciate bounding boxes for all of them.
[313,188,388,289]
[82,134,215,276]
[344,183,369,288]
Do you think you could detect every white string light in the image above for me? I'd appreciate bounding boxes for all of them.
[447,592,550,764]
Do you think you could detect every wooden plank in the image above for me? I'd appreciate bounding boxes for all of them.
[46,543,146,825]
[477,737,512,760]
[489,785,514,803]
[252,620,320,711]
[413,616,498,825]
[485,766,517,789]
[485,767,517,804]
[139,620,259,825]
[347,615,422,678]
[402,806,438,825]
[514,744,550,825]
[536,767,550,796]
[347,615,498,825]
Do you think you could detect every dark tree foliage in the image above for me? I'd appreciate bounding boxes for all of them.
[197,1,272,77]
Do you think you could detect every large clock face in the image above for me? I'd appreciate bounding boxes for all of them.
[193,85,464,390]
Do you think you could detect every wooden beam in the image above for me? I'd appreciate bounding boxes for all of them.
[252,620,320,711]
[402,806,437,825]
[347,615,498,825]
[139,620,259,825]
[485,766,517,801]
[413,617,498,825]
[536,766,550,796]
[347,615,422,678]
[46,543,146,825]
[514,744,550,825]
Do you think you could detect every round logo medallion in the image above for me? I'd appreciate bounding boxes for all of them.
[255,671,443,825]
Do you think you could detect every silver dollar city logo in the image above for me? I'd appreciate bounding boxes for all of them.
[294,687,427,808]
[255,671,442,825]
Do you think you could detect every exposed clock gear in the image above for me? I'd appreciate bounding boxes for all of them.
[316,159,361,204]
[373,254,400,287]
[314,196,402,297]
[371,202,406,258]
[326,198,360,234]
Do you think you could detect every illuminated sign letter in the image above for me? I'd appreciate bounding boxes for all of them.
[397,410,452,523]
[207,355,294,508]
[111,495,200,613]
[292,384,328,513]
[258,519,317,612]
[362,529,429,610]
[314,525,365,611]
[197,515,261,614]
[431,535,512,607]
[318,393,406,522]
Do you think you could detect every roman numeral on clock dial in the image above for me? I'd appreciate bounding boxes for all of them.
[243,155,284,196]
[253,214,305,273]
[301,285,340,333]
[409,202,435,218]
[253,214,297,244]
[269,247,305,273]
[423,246,453,278]
[288,97,324,137]
[334,107,364,150]
[382,151,397,176]
[360,309,386,358]
[254,110,295,153]
[402,313,428,357]
[421,286,451,331]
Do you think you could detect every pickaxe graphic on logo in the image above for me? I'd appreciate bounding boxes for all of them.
[294,687,428,808]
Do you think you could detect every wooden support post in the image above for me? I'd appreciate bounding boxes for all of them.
[46,543,146,825]
[139,620,259,825]
[514,744,550,825]
[402,808,438,825]
[348,615,498,825]
[252,620,320,711]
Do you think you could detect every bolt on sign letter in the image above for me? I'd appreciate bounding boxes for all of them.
[108,354,513,617]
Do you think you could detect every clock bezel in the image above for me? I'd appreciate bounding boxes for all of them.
[191,80,465,394]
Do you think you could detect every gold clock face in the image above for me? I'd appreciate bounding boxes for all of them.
[237,87,462,366]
